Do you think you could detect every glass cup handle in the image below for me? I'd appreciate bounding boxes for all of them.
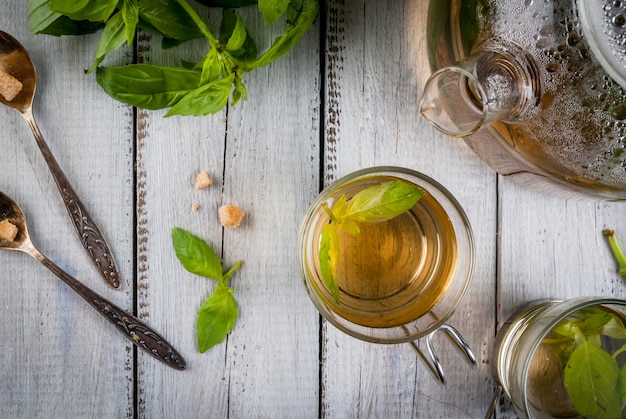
[485,385,503,419]
[409,324,477,383]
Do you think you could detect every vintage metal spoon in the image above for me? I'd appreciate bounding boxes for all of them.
[0,191,186,371]
[0,30,121,289]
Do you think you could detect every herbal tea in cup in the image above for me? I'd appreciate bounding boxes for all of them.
[298,167,474,347]
[491,298,626,418]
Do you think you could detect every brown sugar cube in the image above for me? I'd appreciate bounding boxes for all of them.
[194,171,212,189]
[0,71,23,101]
[219,205,245,228]
[191,202,200,212]
[0,219,18,241]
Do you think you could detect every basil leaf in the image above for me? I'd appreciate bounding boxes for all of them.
[258,0,289,25]
[319,223,340,304]
[617,365,626,406]
[172,227,223,280]
[342,180,424,224]
[138,0,203,41]
[231,73,247,106]
[564,342,622,419]
[200,50,222,84]
[196,282,238,352]
[165,74,234,117]
[50,0,117,22]
[246,0,318,69]
[225,14,248,51]
[86,11,127,74]
[219,9,257,61]
[121,0,138,46]
[96,64,201,109]
[28,0,104,35]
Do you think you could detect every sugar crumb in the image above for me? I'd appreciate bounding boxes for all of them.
[219,205,245,228]
[191,202,200,212]
[0,219,18,241]
[194,171,212,189]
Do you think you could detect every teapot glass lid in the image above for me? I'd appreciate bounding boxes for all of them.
[578,0,626,90]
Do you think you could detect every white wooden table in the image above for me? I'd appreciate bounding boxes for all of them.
[0,1,624,417]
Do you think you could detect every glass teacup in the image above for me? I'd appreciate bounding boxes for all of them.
[490,297,626,418]
[298,166,476,381]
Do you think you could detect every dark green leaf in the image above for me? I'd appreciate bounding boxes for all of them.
[564,341,622,419]
[196,282,238,352]
[319,223,340,304]
[121,0,139,45]
[165,74,234,116]
[86,11,127,74]
[219,9,257,61]
[172,227,223,280]
[342,180,424,224]
[50,0,117,22]
[258,0,289,25]
[225,15,248,51]
[96,64,201,110]
[138,0,203,41]
[28,0,104,35]
[195,0,257,7]
[245,0,318,70]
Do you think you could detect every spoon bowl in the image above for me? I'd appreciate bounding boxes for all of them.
[0,191,186,370]
[0,30,121,289]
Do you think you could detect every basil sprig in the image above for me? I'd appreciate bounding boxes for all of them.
[172,227,242,353]
[545,307,626,418]
[27,0,319,116]
[319,180,424,304]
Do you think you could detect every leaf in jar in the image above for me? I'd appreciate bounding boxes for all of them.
[172,227,223,280]
[96,64,201,110]
[196,281,238,352]
[50,0,117,22]
[564,341,622,419]
[342,180,424,224]
[319,223,340,304]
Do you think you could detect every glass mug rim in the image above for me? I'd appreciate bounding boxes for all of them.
[297,166,475,343]
[496,297,626,417]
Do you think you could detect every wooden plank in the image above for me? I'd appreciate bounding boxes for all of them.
[135,4,321,417]
[321,0,497,416]
[0,1,135,417]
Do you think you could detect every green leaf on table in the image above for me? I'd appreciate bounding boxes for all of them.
[342,180,424,224]
[196,281,238,352]
[86,11,127,74]
[564,341,622,419]
[319,223,340,304]
[121,0,139,46]
[96,64,201,109]
[172,227,223,280]
[246,0,319,69]
[258,0,290,25]
[165,74,234,116]
[137,0,203,41]
[50,0,117,22]
[28,0,104,35]
[219,9,257,61]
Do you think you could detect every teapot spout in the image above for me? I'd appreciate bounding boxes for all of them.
[420,40,540,138]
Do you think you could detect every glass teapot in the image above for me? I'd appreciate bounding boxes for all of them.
[421,0,626,199]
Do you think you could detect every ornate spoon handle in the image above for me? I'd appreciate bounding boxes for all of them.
[24,110,121,289]
[32,246,186,371]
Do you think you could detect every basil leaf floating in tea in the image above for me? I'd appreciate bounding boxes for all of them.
[172,227,243,353]
[319,180,424,305]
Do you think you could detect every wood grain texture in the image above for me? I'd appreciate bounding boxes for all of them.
[0,1,135,417]
[0,0,623,418]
